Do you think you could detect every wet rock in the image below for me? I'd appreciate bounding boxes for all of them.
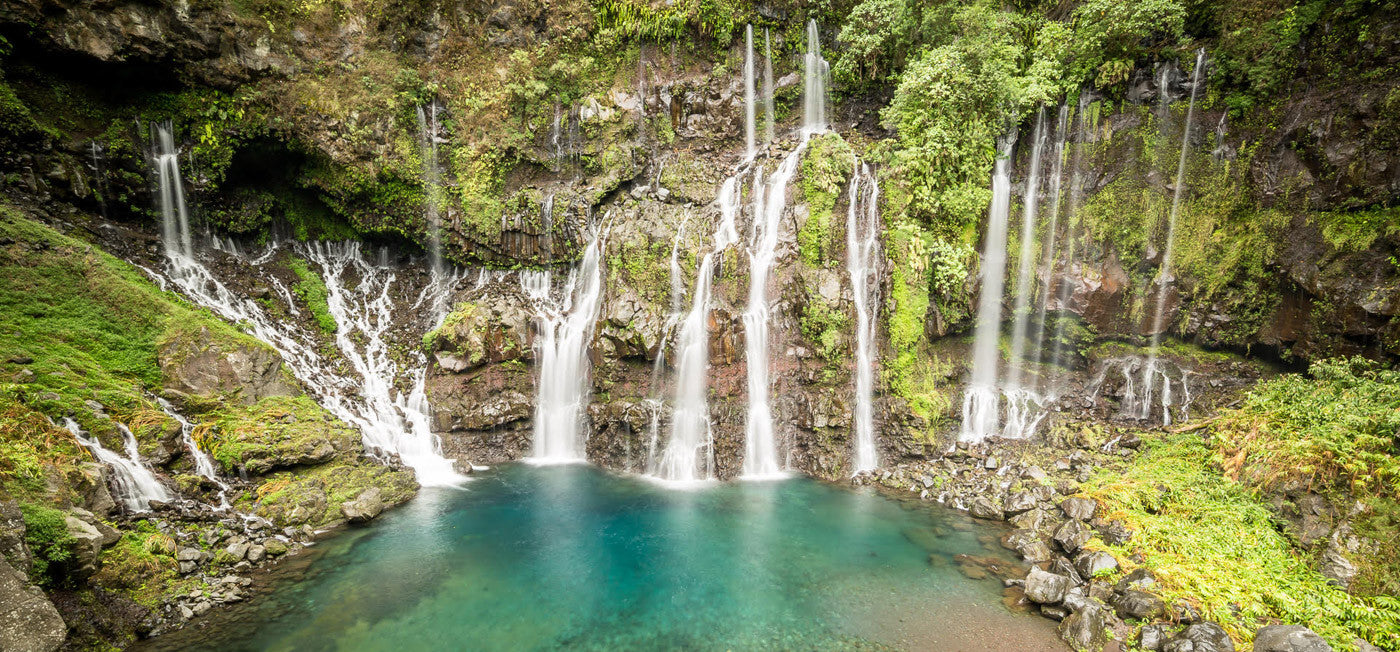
[1140,624,1168,651]
[1005,491,1037,515]
[1099,519,1134,545]
[1010,507,1052,531]
[246,544,266,562]
[0,555,66,651]
[1025,566,1071,604]
[969,497,1003,520]
[1253,625,1332,652]
[1114,589,1165,620]
[1040,604,1069,621]
[1169,623,1235,652]
[1053,519,1092,554]
[264,539,288,556]
[1003,529,1052,563]
[1060,496,1097,521]
[158,326,296,405]
[1059,603,1109,651]
[341,487,385,523]
[1115,568,1156,592]
[1050,556,1085,585]
[64,515,108,576]
[1075,550,1119,578]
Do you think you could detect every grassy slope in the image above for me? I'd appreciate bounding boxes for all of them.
[1081,360,1400,651]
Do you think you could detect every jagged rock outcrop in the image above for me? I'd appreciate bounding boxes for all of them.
[0,555,67,652]
[158,326,297,404]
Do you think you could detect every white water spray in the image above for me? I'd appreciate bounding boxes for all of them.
[847,162,881,473]
[65,418,171,512]
[803,20,829,134]
[1001,111,1049,438]
[1029,104,1070,394]
[960,135,1016,442]
[524,228,607,463]
[152,122,192,259]
[744,24,757,158]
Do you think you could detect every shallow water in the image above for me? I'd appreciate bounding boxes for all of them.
[144,465,1064,651]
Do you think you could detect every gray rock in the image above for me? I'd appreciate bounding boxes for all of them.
[1074,550,1119,578]
[64,515,106,576]
[1040,604,1069,621]
[969,497,1003,520]
[224,541,249,561]
[246,544,266,563]
[1114,589,1166,620]
[1140,624,1168,651]
[0,501,32,573]
[341,487,386,523]
[1172,623,1235,652]
[1053,519,1092,554]
[1165,641,1196,652]
[176,547,202,562]
[1009,507,1051,531]
[1005,491,1037,515]
[1003,529,1052,563]
[264,539,288,556]
[1099,519,1134,545]
[0,555,66,652]
[1050,556,1085,585]
[179,561,196,575]
[1024,566,1071,604]
[1253,625,1332,652]
[1115,567,1156,592]
[1059,603,1109,651]
[1060,496,1097,521]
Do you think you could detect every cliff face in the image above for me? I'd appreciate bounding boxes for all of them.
[0,1,1397,646]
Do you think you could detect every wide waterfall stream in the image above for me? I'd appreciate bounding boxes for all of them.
[138,465,1063,652]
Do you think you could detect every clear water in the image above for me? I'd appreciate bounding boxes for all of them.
[144,466,1063,652]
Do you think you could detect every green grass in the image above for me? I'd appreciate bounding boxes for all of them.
[288,256,337,333]
[1084,432,1400,651]
[19,502,77,586]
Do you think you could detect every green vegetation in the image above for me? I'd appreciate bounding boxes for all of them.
[19,503,77,586]
[1085,431,1400,651]
[798,292,848,366]
[93,520,178,608]
[799,133,855,267]
[0,392,86,500]
[288,257,337,333]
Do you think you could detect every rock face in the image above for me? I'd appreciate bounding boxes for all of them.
[1024,567,1071,604]
[1253,625,1332,652]
[0,556,67,652]
[158,326,297,404]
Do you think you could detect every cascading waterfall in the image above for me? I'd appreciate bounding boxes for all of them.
[1138,50,1205,422]
[65,418,171,512]
[655,177,742,482]
[960,135,1016,442]
[157,398,231,509]
[152,121,192,259]
[1001,111,1049,438]
[524,227,607,463]
[803,20,829,133]
[847,162,881,473]
[744,24,757,158]
[1029,104,1070,394]
[763,28,775,146]
[150,124,462,486]
[737,20,830,477]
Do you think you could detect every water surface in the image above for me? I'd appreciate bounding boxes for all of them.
[146,465,1064,651]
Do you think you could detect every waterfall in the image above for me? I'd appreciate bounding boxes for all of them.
[803,20,829,134]
[1029,104,1070,394]
[1002,111,1049,438]
[741,143,808,478]
[152,121,193,258]
[847,162,881,473]
[524,228,607,463]
[1139,50,1205,420]
[960,135,1016,442]
[157,398,231,509]
[65,418,171,512]
[416,103,446,281]
[763,28,776,146]
[1047,94,1091,378]
[744,24,757,158]
[654,177,742,483]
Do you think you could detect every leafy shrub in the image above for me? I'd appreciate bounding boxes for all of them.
[19,503,76,585]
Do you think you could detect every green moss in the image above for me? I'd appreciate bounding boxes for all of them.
[799,133,855,267]
[203,395,357,475]
[288,257,336,333]
[19,503,77,586]
[93,521,178,608]
[798,293,849,366]
[1313,207,1400,253]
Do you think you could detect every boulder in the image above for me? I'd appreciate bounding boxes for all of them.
[1140,624,1168,651]
[1099,519,1134,545]
[969,497,1004,520]
[1059,603,1109,651]
[1074,550,1119,578]
[1005,491,1037,515]
[63,515,107,576]
[1025,566,1071,604]
[158,326,296,404]
[1169,623,1235,652]
[263,539,288,556]
[1060,496,1097,521]
[1009,507,1052,531]
[0,501,32,573]
[1003,529,1052,563]
[0,556,66,652]
[1114,589,1165,620]
[1253,625,1332,652]
[223,541,249,562]
[341,487,385,523]
[1053,519,1092,554]
[246,544,266,563]
[1050,556,1085,585]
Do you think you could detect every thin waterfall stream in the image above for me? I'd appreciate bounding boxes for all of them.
[847,162,881,473]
